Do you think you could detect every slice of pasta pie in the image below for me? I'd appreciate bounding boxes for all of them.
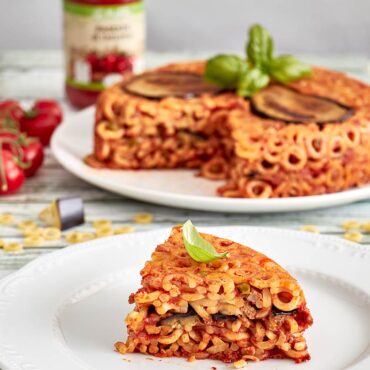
[115,223,313,366]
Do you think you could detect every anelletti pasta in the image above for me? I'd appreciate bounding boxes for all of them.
[86,61,370,198]
[115,226,313,364]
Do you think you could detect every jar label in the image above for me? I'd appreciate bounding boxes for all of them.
[64,0,145,91]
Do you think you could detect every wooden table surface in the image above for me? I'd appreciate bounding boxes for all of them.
[0,50,369,279]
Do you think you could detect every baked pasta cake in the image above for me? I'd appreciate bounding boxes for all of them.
[115,224,313,366]
[87,61,370,198]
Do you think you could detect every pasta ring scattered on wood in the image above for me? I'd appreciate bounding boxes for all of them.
[95,226,114,237]
[22,227,44,237]
[115,226,135,235]
[133,213,153,224]
[65,231,95,244]
[341,220,361,230]
[4,242,23,253]
[65,232,81,244]
[42,227,62,241]
[17,220,37,230]
[299,225,320,234]
[78,232,95,242]
[24,236,45,247]
[0,213,15,225]
[360,222,370,232]
[343,231,363,243]
[92,220,112,229]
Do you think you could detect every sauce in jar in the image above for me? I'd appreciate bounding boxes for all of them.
[64,0,145,108]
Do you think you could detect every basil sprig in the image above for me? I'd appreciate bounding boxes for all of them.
[246,24,273,71]
[182,220,229,263]
[269,55,312,83]
[204,54,248,89]
[204,24,312,97]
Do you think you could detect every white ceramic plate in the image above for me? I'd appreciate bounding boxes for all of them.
[51,107,370,213]
[0,226,369,370]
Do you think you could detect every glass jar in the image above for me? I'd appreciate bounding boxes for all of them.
[63,0,145,108]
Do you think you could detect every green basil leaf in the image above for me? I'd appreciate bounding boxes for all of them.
[269,55,312,83]
[246,24,274,70]
[204,54,248,89]
[182,220,229,263]
[237,68,270,97]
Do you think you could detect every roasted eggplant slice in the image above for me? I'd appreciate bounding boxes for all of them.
[124,71,221,99]
[39,197,85,230]
[158,309,200,327]
[272,306,298,317]
[212,313,238,322]
[251,85,353,123]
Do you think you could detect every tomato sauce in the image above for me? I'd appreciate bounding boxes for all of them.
[64,0,145,108]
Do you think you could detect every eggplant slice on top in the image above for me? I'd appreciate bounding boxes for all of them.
[124,71,221,99]
[251,85,354,123]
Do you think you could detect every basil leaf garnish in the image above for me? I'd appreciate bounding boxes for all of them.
[237,68,270,97]
[269,55,312,83]
[204,24,312,97]
[204,54,248,89]
[246,24,273,71]
[182,220,229,263]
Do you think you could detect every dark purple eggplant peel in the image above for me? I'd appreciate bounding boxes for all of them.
[124,71,221,99]
[251,85,354,124]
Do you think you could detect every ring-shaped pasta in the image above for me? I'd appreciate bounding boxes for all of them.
[235,142,262,160]
[281,146,307,171]
[326,163,345,189]
[113,147,137,168]
[282,126,307,145]
[96,141,111,160]
[284,349,309,359]
[305,132,327,160]
[254,338,277,350]
[162,273,198,291]
[101,94,120,120]
[245,180,273,199]
[262,288,272,308]
[272,294,300,311]
[257,159,280,174]
[342,125,360,147]
[273,182,288,198]
[262,149,282,164]
[307,158,327,171]
[158,329,183,345]
[201,158,228,180]
[96,121,124,140]
[327,135,347,158]
[266,136,285,154]
[280,182,304,197]
[249,273,276,289]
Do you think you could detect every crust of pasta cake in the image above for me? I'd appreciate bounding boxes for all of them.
[115,226,313,364]
[88,61,370,198]
[140,225,305,302]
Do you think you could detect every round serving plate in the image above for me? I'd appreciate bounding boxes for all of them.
[0,226,369,370]
[51,107,370,213]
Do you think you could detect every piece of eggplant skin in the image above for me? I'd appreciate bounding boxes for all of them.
[272,306,298,316]
[251,85,354,124]
[212,313,238,322]
[57,197,85,231]
[158,309,199,326]
[123,71,221,100]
